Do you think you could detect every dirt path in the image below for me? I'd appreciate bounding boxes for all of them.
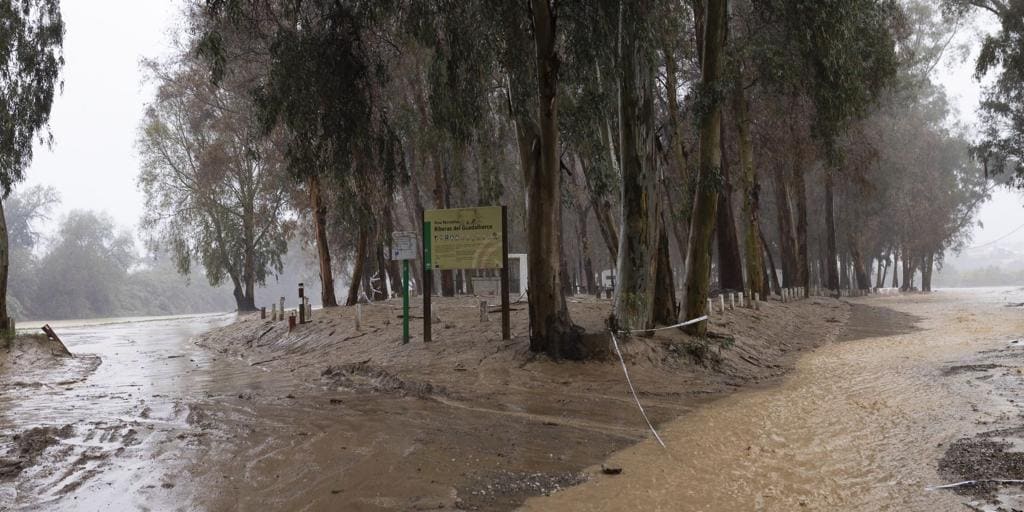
[522,288,1024,511]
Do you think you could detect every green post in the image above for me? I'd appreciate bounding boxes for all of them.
[402,259,410,344]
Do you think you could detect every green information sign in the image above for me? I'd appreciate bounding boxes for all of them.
[423,206,503,270]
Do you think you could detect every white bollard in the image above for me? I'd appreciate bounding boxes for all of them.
[719,295,726,313]
[729,293,736,310]
[708,298,714,316]
[754,292,760,310]
[739,292,745,308]
[355,304,362,331]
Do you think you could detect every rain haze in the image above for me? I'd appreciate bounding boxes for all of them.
[3,2,1024,511]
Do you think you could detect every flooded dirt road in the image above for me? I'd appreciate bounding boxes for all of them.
[524,288,1024,511]
[2,289,1021,511]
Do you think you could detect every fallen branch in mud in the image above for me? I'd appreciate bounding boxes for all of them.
[41,325,73,358]
[926,479,1024,491]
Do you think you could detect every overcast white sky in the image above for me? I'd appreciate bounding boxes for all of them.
[17,2,1024,254]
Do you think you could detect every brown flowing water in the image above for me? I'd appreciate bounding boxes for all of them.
[2,290,1022,511]
[523,288,1024,511]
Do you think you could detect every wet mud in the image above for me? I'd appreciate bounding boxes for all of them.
[523,288,1024,511]
[0,297,847,511]
[4,290,1020,511]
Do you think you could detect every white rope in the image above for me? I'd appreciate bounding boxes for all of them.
[926,479,1024,491]
[610,330,667,448]
[617,315,708,335]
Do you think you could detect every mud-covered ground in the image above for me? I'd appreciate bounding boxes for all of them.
[7,290,1019,511]
[936,301,1024,512]
[0,295,849,511]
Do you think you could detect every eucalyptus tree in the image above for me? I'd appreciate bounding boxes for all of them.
[138,58,291,312]
[943,0,1024,185]
[754,0,902,295]
[0,0,63,332]
[683,0,729,336]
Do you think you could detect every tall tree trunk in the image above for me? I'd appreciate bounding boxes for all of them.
[824,170,840,294]
[891,248,900,289]
[663,43,691,261]
[519,0,584,359]
[653,216,678,325]
[760,228,781,295]
[309,175,338,307]
[577,155,619,263]
[241,209,257,311]
[373,239,389,301]
[771,165,798,287]
[735,83,763,299]
[903,249,917,291]
[383,203,403,298]
[613,0,660,332]
[432,154,456,297]
[716,121,744,292]
[230,274,248,312]
[683,0,727,336]
[577,205,598,295]
[922,252,934,292]
[346,226,369,306]
[879,254,889,289]
[849,236,870,290]
[792,162,809,297]
[840,252,851,290]
[0,201,9,332]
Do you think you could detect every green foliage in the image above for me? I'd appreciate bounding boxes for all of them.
[944,0,1024,184]
[0,0,64,196]
[137,56,290,306]
[756,0,903,150]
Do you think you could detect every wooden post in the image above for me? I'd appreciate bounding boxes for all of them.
[261,307,266,320]
[423,210,432,343]
[500,206,511,340]
[271,303,277,321]
[480,301,489,323]
[279,297,285,322]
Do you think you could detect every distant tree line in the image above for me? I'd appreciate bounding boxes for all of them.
[4,186,321,321]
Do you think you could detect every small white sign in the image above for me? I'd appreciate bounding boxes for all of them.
[392,231,418,261]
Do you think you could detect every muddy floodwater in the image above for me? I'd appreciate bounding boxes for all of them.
[525,288,1024,511]
[1,289,1023,511]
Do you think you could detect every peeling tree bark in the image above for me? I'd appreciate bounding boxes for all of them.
[683,0,728,336]
[612,0,660,332]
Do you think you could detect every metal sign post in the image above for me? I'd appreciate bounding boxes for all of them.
[392,231,418,344]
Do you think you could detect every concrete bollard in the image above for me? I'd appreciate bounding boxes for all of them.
[719,295,726,313]
[753,292,760,310]
[479,301,489,323]
[355,304,362,331]
[271,303,277,321]
[739,292,745,308]
[729,293,735,310]
[707,298,714,316]
[306,300,312,321]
